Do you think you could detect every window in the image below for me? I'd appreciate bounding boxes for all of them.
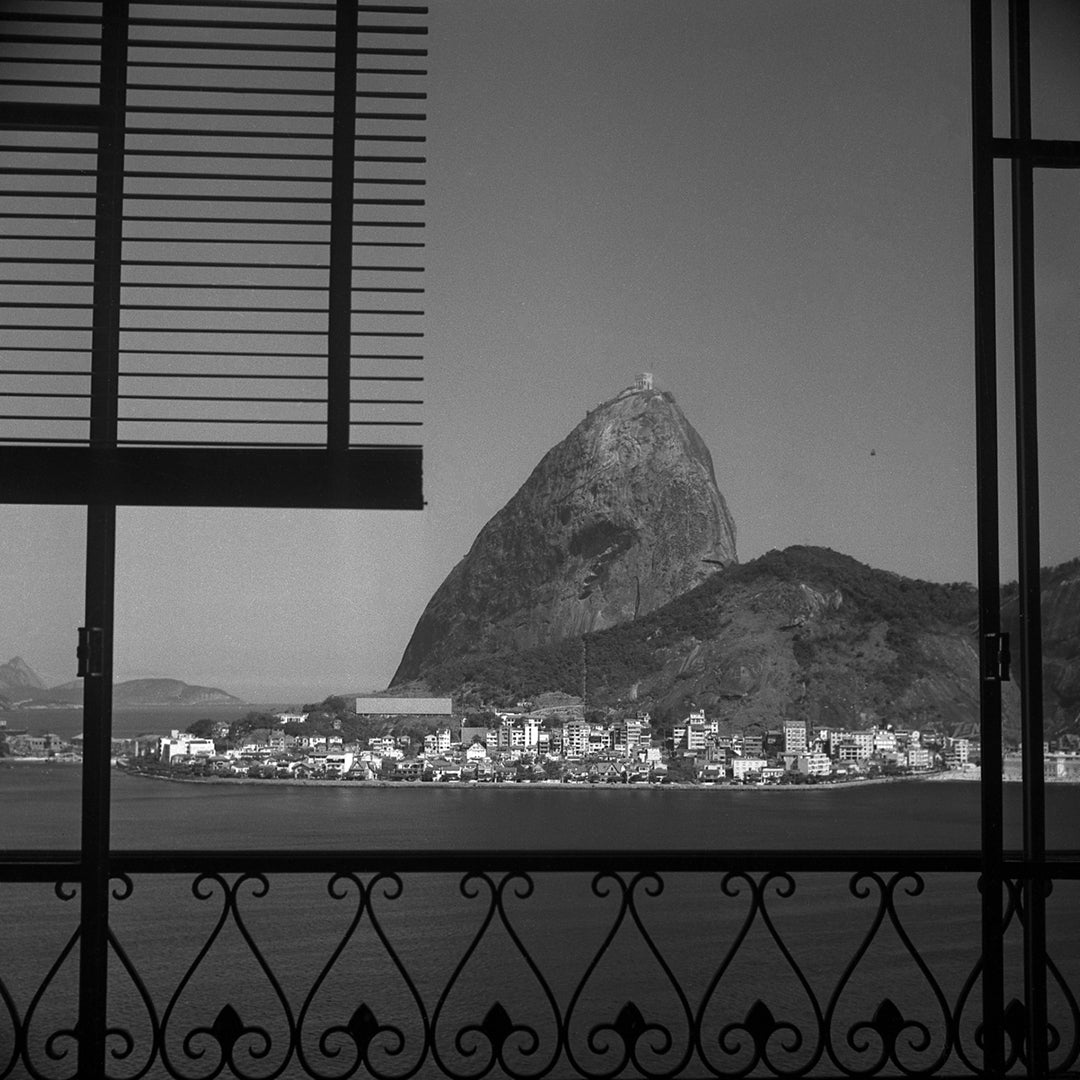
[1,3,1077,1077]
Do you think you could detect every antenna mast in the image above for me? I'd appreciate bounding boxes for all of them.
[581,638,588,711]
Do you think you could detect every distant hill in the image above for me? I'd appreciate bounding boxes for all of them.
[46,678,244,708]
[419,545,1029,737]
[0,664,243,710]
[1002,558,1080,739]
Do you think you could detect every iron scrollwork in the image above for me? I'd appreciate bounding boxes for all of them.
[824,872,954,1077]
[3,859,1078,1078]
[296,871,429,1080]
[430,871,562,1079]
[697,871,824,1077]
[157,872,296,1080]
[563,871,694,1079]
[9,881,82,1080]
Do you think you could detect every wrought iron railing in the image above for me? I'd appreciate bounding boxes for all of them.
[2,851,1078,1079]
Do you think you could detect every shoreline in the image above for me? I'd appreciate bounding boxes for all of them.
[8,759,1076,786]
[115,769,982,791]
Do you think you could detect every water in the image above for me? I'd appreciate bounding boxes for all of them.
[2,718,1079,1078]
[3,752,1080,852]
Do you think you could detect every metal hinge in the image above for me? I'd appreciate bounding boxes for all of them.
[985,632,1011,682]
[76,626,103,678]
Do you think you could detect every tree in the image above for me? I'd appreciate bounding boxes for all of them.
[184,717,215,738]
[542,760,565,781]
[229,711,278,741]
[665,756,699,784]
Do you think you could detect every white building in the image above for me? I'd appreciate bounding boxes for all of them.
[907,747,933,770]
[796,752,833,777]
[323,752,355,775]
[275,712,308,724]
[522,717,541,750]
[158,730,216,764]
[423,727,453,755]
[872,728,897,754]
[948,737,971,766]
[732,756,768,781]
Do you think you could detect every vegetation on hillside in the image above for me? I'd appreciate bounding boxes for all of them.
[422,546,981,723]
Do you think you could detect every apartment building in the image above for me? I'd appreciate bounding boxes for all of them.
[783,721,808,755]
[562,720,587,759]
[796,752,832,777]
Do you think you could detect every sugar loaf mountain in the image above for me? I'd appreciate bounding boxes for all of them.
[393,378,737,683]
[393,378,1080,739]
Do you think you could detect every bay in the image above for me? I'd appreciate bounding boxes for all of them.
[3,754,1080,851]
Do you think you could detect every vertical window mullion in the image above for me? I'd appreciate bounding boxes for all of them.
[1007,2,1049,1074]
[327,0,358,452]
[969,1,1005,1074]
[79,3,128,1074]
[88,2,127,451]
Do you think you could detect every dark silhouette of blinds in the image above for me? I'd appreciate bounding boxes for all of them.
[0,0,424,508]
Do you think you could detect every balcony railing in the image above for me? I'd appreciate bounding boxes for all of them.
[2,851,1078,1079]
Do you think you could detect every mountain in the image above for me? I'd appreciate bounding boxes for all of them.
[5,675,243,709]
[392,383,737,685]
[1002,559,1080,738]
[0,656,48,696]
[420,545,1025,737]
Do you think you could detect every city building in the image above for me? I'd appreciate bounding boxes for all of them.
[873,728,897,754]
[562,720,587,759]
[907,747,933,770]
[157,730,216,764]
[796,752,832,778]
[732,756,768,782]
[783,721,808,755]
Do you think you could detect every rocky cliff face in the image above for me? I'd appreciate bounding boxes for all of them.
[392,387,737,686]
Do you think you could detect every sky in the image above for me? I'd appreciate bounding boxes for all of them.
[2,1,1078,702]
